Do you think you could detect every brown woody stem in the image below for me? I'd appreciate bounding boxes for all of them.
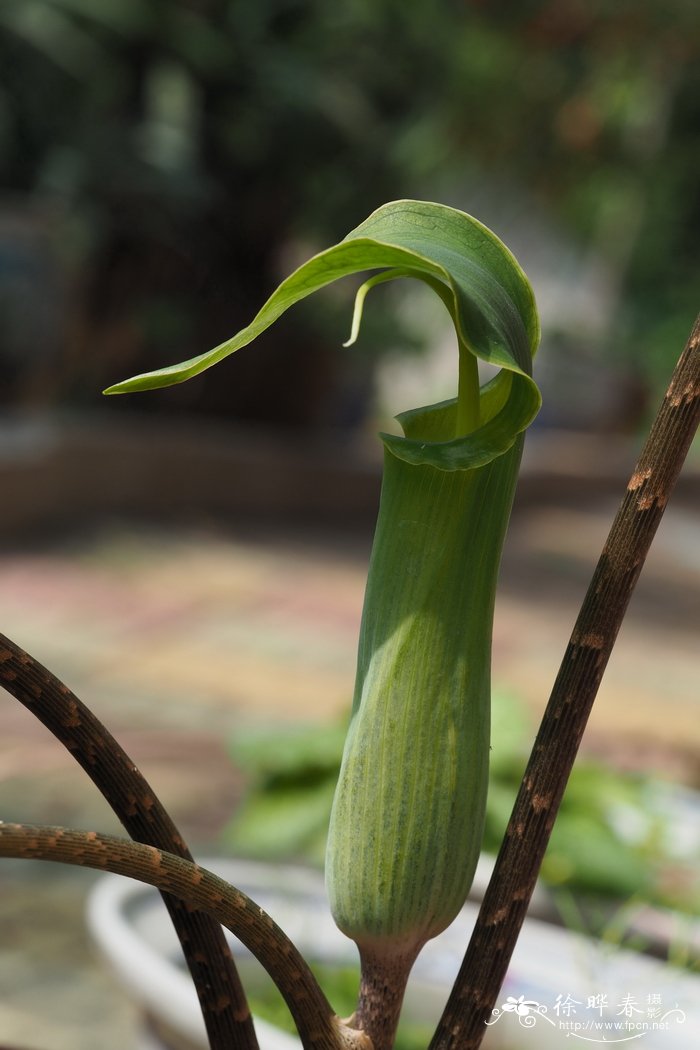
[429,313,700,1050]
[0,634,257,1049]
[0,822,369,1050]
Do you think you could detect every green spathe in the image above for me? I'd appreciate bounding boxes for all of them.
[103,198,541,1027]
[326,393,524,953]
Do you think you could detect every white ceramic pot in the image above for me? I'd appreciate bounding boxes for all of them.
[87,858,700,1050]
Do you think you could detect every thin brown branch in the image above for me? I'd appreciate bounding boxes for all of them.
[0,823,369,1050]
[0,634,258,1050]
[429,313,700,1050]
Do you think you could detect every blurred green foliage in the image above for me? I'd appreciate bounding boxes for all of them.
[224,692,700,915]
[0,0,698,420]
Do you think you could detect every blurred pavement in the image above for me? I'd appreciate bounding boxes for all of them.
[0,446,698,1048]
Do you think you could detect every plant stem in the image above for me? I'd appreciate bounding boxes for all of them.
[353,944,419,1050]
[0,633,258,1050]
[456,342,480,436]
[429,313,700,1050]
[0,823,369,1050]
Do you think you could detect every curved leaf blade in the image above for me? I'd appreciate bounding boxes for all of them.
[104,199,541,469]
[103,237,443,394]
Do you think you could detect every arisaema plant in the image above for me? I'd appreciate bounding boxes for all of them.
[105,200,541,1048]
[3,200,695,1050]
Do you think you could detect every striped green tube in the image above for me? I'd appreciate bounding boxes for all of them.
[326,394,524,956]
